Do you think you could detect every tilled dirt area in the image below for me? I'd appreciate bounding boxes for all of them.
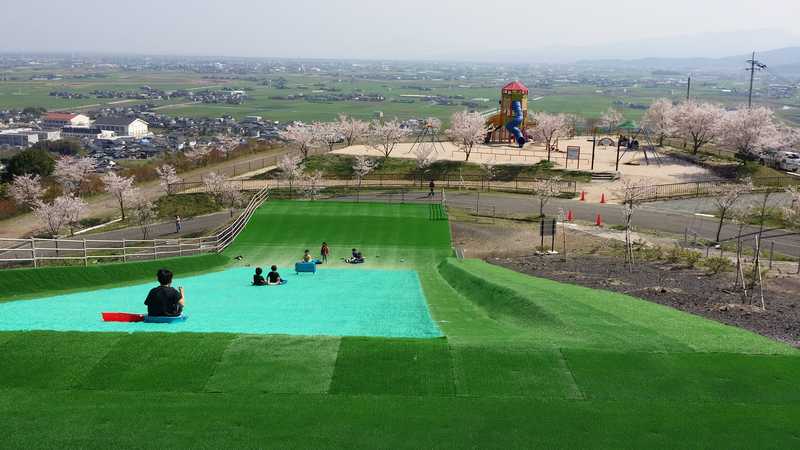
[451,218,800,348]
[490,255,800,348]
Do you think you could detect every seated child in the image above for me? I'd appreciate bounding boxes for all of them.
[267,265,282,285]
[345,248,365,264]
[253,267,266,286]
[302,249,312,263]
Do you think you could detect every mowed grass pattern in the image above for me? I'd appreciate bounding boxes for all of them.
[231,201,452,249]
[2,200,800,448]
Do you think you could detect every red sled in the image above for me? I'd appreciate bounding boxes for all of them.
[102,312,145,322]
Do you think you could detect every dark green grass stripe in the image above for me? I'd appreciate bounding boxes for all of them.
[0,254,229,302]
[79,333,235,393]
[564,349,800,404]
[0,331,123,390]
[329,337,455,396]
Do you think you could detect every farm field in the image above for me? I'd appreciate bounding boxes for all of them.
[0,200,798,448]
[4,70,797,125]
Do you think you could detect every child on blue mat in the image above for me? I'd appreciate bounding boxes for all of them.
[253,267,266,286]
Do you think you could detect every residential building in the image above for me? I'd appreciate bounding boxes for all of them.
[94,117,149,138]
[0,128,40,147]
[62,127,115,139]
[43,112,91,129]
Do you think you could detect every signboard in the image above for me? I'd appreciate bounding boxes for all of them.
[539,218,557,251]
[566,146,581,169]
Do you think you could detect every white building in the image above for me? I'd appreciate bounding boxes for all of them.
[0,128,40,147]
[94,117,149,138]
[43,112,91,129]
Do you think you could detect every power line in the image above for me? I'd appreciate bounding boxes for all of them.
[746,51,767,108]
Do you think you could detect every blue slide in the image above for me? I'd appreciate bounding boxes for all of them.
[505,100,525,148]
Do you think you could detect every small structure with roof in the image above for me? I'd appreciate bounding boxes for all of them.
[485,81,530,144]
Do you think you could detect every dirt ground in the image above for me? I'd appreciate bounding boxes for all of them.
[451,217,800,348]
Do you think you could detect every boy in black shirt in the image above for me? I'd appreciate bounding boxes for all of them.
[253,267,266,286]
[144,269,185,317]
[267,265,282,285]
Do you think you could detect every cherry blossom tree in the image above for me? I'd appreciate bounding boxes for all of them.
[184,145,212,165]
[131,197,157,240]
[614,179,649,267]
[279,124,319,159]
[202,172,228,200]
[718,106,782,158]
[446,111,490,162]
[33,194,87,237]
[527,112,569,161]
[300,171,324,199]
[641,98,675,146]
[599,108,623,132]
[337,114,370,147]
[533,176,563,218]
[9,174,44,209]
[352,155,377,187]
[101,172,136,220]
[277,154,305,194]
[672,101,724,154]
[54,155,96,194]
[783,186,800,230]
[710,179,753,242]
[313,122,341,152]
[414,146,436,176]
[156,164,181,195]
[369,119,410,162]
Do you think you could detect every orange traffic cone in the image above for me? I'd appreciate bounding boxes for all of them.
[566,210,574,222]
[595,214,603,227]
[600,193,606,204]
[580,191,586,201]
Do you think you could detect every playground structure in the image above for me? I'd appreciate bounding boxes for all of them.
[612,120,664,168]
[485,81,529,147]
[409,117,447,155]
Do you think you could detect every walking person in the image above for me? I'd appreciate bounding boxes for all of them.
[428,180,435,198]
[175,215,182,233]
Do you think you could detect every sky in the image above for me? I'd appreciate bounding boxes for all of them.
[1,0,799,62]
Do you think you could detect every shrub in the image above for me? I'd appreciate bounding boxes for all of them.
[666,246,684,264]
[702,256,733,275]
[683,250,702,268]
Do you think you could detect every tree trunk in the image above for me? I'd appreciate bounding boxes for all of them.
[715,211,725,242]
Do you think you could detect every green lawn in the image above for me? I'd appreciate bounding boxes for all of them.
[1,200,798,448]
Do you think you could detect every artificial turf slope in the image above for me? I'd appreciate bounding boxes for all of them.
[1,200,799,448]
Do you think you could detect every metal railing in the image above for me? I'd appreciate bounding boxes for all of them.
[170,174,578,196]
[0,187,270,269]
[639,176,798,201]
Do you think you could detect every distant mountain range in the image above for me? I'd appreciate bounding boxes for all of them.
[450,29,800,76]
[576,47,800,76]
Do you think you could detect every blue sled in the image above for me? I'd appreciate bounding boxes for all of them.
[505,100,525,148]
[144,315,188,324]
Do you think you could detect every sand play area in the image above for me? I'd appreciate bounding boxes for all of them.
[332,137,714,203]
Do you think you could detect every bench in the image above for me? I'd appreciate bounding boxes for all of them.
[295,262,317,274]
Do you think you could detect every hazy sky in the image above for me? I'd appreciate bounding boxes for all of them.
[1,0,798,61]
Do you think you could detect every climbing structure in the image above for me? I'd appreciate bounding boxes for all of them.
[485,81,529,146]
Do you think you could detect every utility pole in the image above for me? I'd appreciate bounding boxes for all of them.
[686,76,691,101]
[746,51,767,108]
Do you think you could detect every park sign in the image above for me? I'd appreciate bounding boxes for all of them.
[566,145,581,169]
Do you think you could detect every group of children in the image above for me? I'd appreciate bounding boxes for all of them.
[252,242,366,286]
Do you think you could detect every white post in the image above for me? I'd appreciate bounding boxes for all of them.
[122,239,127,262]
[31,238,37,268]
[82,239,88,266]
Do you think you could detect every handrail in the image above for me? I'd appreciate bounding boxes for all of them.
[0,186,271,269]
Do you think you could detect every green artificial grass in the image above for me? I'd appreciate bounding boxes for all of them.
[0,253,229,302]
[80,333,234,393]
[0,332,123,390]
[205,335,341,394]
[564,350,800,404]
[2,200,800,448]
[229,201,451,250]
[452,346,583,399]
[329,337,455,396]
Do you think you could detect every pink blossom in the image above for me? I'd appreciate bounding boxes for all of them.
[9,174,44,208]
[446,111,490,161]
